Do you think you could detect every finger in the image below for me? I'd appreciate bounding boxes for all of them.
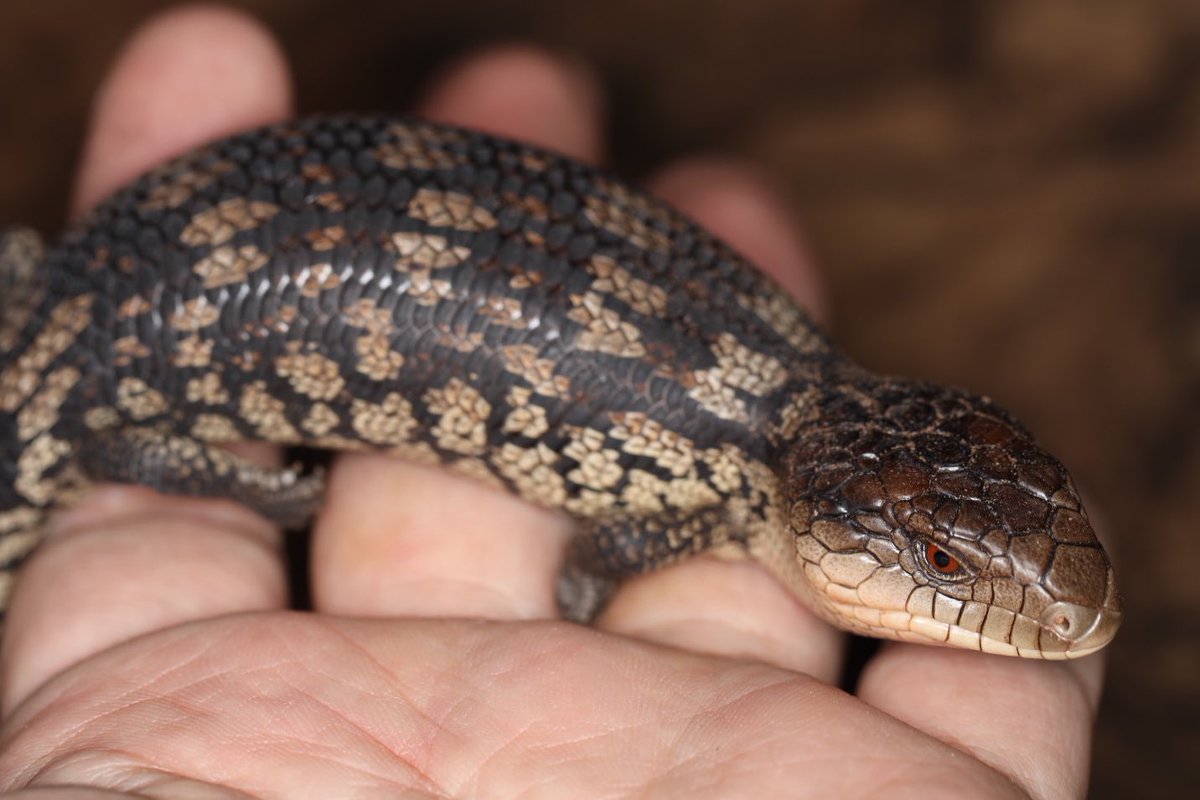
[595,159,844,680]
[71,6,292,216]
[3,5,293,712]
[648,158,827,323]
[418,45,604,163]
[311,47,602,619]
[859,628,1107,799]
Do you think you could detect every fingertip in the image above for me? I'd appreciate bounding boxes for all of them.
[649,157,827,323]
[598,557,845,680]
[73,3,292,215]
[2,487,285,713]
[311,453,571,620]
[418,44,604,163]
[858,645,1103,799]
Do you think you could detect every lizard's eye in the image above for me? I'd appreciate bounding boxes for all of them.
[922,542,968,579]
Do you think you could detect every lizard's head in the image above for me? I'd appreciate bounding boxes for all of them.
[780,378,1120,658]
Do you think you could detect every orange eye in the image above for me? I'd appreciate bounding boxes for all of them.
[925,543,961,574]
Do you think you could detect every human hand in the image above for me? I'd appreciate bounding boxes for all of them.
[0,7,1107,798]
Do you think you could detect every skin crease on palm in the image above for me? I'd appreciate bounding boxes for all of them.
[0,6,1108,799]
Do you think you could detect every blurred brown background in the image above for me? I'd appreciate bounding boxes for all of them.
[1,0,1196,795]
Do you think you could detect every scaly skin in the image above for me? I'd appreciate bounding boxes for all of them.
[0,116,1120,657]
